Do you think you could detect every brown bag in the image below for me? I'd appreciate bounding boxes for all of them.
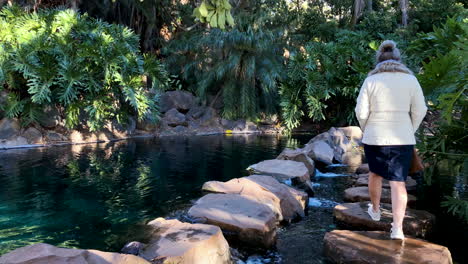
[409,149,424,174]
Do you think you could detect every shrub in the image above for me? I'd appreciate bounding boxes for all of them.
[0,6,168,130]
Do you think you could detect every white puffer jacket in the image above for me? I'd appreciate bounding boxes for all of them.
[355,61,427,146]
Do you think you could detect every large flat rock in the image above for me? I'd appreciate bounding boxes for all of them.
[247,159,310,184]
[277,148,315,176]
[333,202,435,238]
[136,218,231,264]
[202,177,284,221]
[355,175,417,191]
[202,175,307,222]
[323,230,452,264]
[344,187,417,206]
[0,243,150,264]
[188,193,278,248]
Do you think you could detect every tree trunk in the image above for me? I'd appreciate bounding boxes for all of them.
[400,0,409,26]
[351,0,365,25]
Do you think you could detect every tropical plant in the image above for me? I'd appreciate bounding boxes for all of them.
[165,13,285,120]
[0,6,169,130]
[279,30,374,130]
[193,0,234,29]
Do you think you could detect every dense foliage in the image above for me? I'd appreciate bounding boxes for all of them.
[0,6,168,130]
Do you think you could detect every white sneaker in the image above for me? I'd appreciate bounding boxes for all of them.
[367,203,381,221]
[390,223,405,240]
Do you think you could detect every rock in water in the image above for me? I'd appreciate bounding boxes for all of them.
[0,118,20,139]
[333,202,435,238]
[202,177,284,221]
[305,140,334,165]
[202,175,307,222]
[247,159,310,185]
[277,148,315,176]
[323,230,452,264]
[355,163,369,174]
[162,108,187,127]
[0,243,150,264]
[343,186,417,206]
[354,175,417,191]
[137,218,231,264]
[188,193,278,248]
[159,90,196,113]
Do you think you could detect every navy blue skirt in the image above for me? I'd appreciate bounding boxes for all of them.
[363,144,414,182]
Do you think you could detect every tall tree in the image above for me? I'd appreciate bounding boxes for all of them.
[400,0,409,26]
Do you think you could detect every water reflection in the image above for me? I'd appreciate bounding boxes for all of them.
[0,135,310,254]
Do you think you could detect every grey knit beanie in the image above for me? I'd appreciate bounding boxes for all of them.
[376,40,401,63]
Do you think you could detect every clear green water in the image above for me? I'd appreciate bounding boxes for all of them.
[0,134,310,255]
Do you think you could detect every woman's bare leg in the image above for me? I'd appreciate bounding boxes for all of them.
[389,181,407,229]
[368,172,382,212]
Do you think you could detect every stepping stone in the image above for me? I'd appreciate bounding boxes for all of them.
[355,163,369,174]
[333,202,435,238]
[133,218,231,264]
[0,243,150,264]
[277,148,315,176]
[202,175,307,222]
[355,175,417,191]
[188,193,277,248]
[323,230,452,264]
[247,159,312,192]
[344,186,417,206]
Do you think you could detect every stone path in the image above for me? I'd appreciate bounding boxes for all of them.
[333,202,435,238]
[323,230,453,264]
[344,186,417,206]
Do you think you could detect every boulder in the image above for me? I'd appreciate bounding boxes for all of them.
[136,218,231,264]
[46,131,67,142]
[202,178,284,221]
[104,117,136,139]
[38,106,61,128]
[188,193,277,248]
[277,148,315,176]
[355,175,417,191]
[305,140,334,165]
[341,151,364,167]
[202,175,307,221]
[0,243,150,264]
[160,91,196,113]
[306,132,332,146]
[247,159,310,185]
[356,163,369,174]
[337,126,363,144]
[248,175,308,219]
[328,127,351,163]
[343,186,417,206]
[162,108,187,127]
[0,118,20,139]
[22,127,43,144]
[220,118,236,129]
[323,230,452,264]
[0,136,28,148]
[333,202,435,238]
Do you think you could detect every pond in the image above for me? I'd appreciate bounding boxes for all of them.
[0,134,311,255]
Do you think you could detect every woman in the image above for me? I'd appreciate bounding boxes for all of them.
[355,40,427,240]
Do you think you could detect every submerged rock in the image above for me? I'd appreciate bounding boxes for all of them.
[136,218,231,264]
[202,175,307,222]
[188,193,278,248]
[333,202,435,238]
[343,186,417,206]
[247,159,310,185]
[323,230,452,264]
[0,243,150,264]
